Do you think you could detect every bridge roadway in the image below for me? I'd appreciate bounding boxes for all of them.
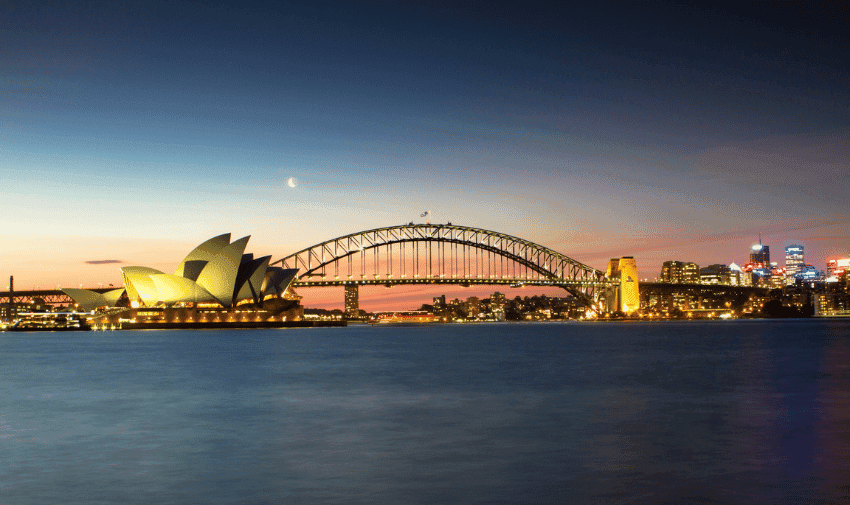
[292,275,610,289]
[1,279,605,306]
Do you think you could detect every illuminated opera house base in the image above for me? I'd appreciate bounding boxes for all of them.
[88,298,317,330]
[63,234,346,330]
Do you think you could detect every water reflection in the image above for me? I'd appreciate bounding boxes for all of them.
[1,321,848,504]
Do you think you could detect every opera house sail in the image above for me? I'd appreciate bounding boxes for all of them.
[62,234,304,328]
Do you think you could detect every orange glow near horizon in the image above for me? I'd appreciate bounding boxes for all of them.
[296,284,568,311]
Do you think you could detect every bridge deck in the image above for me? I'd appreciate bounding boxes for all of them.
[293,277,613,288]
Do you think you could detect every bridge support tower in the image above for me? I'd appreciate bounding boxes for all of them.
[605,257,640,314]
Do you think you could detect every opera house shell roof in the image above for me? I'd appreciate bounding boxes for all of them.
[64,234,298,310]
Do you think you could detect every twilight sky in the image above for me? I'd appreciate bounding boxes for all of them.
[2,1,848,309]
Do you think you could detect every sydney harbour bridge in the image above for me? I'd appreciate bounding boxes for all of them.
[270,223,612,310]
[3,223,764,312]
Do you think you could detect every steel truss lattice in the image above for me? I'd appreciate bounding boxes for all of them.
[271,223,613,307]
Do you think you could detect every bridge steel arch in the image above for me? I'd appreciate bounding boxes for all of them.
[270,224,613,308]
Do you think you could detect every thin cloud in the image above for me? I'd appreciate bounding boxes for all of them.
[85,259,123,265]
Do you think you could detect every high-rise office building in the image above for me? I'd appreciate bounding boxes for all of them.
[660,261,700,284]
[344,284,359,317]
[750,243,770,265]
[785,245,804,284]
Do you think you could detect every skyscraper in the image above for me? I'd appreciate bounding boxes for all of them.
[750,243,770,265]
[344,284,359,317]
[785,245,804,285]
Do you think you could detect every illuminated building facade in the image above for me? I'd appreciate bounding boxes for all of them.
[767,269,786,289]
[795,265,823,286]
[61,234,303,327]
[660,261,700,284]
[743,241,774,286]
[607,256,640,313]
[344,284,359,317]
[785,245,804,284]
[750,243,770,265]
[826,258,850,279]
[490,292,506,320]
[729,263,746,286]
[63,233,297,310]
[433,295,446,312]
[699,264,732,285]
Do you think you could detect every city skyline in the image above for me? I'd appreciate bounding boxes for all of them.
[2,1,848,310]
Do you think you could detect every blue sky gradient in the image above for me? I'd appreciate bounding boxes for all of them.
[2,1,848,307]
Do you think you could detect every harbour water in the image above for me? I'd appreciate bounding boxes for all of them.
[2,321,849,504]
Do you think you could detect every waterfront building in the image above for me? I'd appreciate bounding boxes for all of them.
[61,233,302,327]
[785,245,804,284]
[64,233,296,310]
[344,285,359,317]
[699,264,732,285]
[433,294,446,310]
[0,302,31,323]
[490,292,506,321]
[465,296,481,318]
[660,261,700,284]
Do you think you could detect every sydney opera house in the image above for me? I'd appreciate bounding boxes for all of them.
[62,234,305,329]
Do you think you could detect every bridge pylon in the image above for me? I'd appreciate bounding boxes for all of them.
[604,256,640,314]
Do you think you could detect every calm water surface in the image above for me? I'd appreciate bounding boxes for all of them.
[2,321,849,504]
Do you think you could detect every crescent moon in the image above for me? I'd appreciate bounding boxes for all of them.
[287,177,297,188]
